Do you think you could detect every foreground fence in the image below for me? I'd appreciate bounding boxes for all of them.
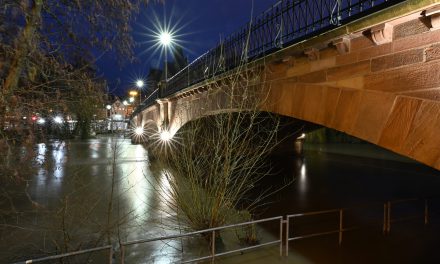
[14,196,439,263]
[120,216,282,264]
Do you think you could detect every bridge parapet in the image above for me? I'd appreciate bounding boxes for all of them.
[164,0,409,97]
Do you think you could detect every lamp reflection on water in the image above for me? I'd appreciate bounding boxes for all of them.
[127,145,149,219]
[298,160,308,197]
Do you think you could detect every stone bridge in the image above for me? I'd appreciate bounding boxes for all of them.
[132,0,440,170]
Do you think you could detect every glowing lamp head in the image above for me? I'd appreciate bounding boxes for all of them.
[134,127,144,136]
[159,32,172,46]
[54,116,63,124]
[106,105,111,110]
[160,130,172,141]
[129,97,135,103]
[136,80,144,88]
[37,118,46,125]
[129,90,138,96]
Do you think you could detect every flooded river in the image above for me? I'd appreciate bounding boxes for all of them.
[2,136,440,263]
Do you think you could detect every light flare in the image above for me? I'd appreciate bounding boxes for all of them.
[53,116,63,124]
[136,80,144,88]
[159,31,172,46]
[135,126,144,136]
[160,130,172,141]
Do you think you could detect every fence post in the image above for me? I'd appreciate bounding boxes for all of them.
[279,217,283,256]
[211,230,216,263]
[109,246,113,264]
[383,203,387,234]
[425,199,429,225]
[387,201,391,234]
[285,217,290,257]
[339,209,343,245]
[120,245,125,264]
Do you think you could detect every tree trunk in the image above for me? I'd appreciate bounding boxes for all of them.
[3,0,43,95]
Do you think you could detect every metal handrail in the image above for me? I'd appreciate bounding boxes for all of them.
[120,216,283,264]
[160,0,405,99]
[285,197,432,256]
[13,245,113,264]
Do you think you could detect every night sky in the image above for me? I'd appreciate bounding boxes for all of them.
[97,0,273,96]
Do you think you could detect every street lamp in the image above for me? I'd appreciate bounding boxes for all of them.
[136,79,144,105]
[53,116,63,124]
[106,105,112,133]
[159,31,173,81]
[160,130,172,141]
[134,126,144,136]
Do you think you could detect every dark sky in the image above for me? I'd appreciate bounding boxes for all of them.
[97,0,274,96]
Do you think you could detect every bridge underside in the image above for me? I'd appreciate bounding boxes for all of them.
[134,1,440,170]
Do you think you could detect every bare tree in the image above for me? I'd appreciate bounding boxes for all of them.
[148,53,291,251]
[0,0,163,261]
[0,0,158,184]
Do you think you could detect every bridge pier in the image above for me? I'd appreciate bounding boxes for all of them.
[294,138,305,156]
[157,99,170,130]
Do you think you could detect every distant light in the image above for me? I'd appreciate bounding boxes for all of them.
[297,133,306,140]
[160,130,172,141]
[37,118,46,125]
[31,116,37,121]
[136,80,144,88]
[134,127,144,136]
[129,97,135,103]
[123,100,128,105]
[159,31,172,46]
[54,116,63,124]
[129,90,138,96]
[106,105,111,110]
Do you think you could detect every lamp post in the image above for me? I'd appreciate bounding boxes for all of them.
[106,104,112,133]
[136,80,144,105]
[159,31,173,81]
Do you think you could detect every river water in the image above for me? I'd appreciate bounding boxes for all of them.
[2,136,440,263]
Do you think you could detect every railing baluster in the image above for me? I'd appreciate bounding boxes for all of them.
[108,246,113,264]
[280,217,283,256]
[285,217,290,257]
[121,244,125,264]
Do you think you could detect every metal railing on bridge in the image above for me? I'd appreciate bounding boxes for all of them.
[133,0,406,117]
[160,0,405,98]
